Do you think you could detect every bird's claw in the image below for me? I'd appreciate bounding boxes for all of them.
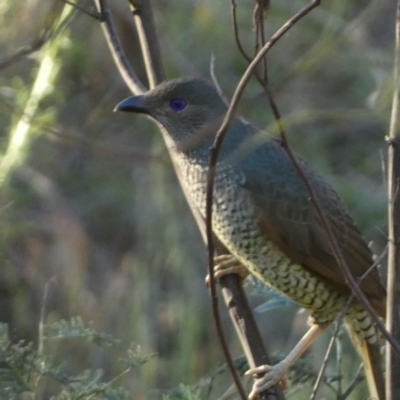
[205,254,249,286]
[246,361,288,399]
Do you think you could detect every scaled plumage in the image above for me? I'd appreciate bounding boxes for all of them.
[116,77,386,399]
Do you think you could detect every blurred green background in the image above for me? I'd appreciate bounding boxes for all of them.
[0,0,394,399]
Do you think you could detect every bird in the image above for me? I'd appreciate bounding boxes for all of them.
[114,77,386,400]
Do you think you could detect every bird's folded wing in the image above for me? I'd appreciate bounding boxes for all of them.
[238,157,385,317]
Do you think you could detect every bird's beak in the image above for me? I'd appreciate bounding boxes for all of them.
[114,95,149,114]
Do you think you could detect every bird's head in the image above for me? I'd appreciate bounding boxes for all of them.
[115,77,227,152]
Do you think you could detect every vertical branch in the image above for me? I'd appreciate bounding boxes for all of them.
[231,0,252,63]
[215,244,286,400]
[386,1,400,399]
[254,0,268,81]
[129,0,165,87]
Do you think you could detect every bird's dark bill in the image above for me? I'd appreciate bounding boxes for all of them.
[114,96,148,114]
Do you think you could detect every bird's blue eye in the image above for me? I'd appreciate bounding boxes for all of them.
[170,98,187,111]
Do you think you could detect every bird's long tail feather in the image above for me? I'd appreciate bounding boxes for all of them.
[345,318,385,400]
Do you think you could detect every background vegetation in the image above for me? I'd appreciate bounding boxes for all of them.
[0,0,395,399]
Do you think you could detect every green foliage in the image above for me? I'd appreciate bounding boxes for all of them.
[44,317,119,347]
[162,384,202,400]
[0,319,156,400]
[0,323,41,397]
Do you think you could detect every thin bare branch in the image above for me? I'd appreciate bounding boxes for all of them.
[310,299,352,400]
[226,0,399,353]
[254,0,268,81]
[206,0,322,325]
[95,1,249,397]
[341,364,363,400]
[93,0,146,94]
[206,2,321,399]
[205,263,249,400]
[386,1,400,397]
[216,258,286,400]
[310,246,388,400]
[231,0,252,64]
[63,0,101,20]
[211,0,321,140]
[212,0,400,393]
[129,0,165,87]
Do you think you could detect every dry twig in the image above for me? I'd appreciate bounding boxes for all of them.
[386,1,400,398]
[206,2,322,399]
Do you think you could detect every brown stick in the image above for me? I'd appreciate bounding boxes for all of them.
[311,247,388,399]
[386,3,400,395]
[129,0,165,87]
[93,0,146,94]
[214,242,286,400]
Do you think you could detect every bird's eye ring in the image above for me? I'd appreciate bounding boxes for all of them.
[170,98,187,111]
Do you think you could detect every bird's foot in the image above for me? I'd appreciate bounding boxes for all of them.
[205,254,249,286]
[245,361,288,399]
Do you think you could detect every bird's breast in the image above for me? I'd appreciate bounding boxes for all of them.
[177,154,351,323]
[179,155,285,271]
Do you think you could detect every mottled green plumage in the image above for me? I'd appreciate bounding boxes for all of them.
[116,77,386,398]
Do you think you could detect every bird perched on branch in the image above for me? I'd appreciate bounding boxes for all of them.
[115,77,385,400]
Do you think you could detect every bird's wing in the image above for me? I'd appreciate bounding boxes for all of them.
[234,138,385,317]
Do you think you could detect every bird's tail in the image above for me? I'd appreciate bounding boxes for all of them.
[345,309,385,400]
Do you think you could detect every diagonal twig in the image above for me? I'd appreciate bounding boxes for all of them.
[209,0,400,355]
[93,0,146,94]
[310,246,388,400]
[206,1,321,399]
[128,0,165,87]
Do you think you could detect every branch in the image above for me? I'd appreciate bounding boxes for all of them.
[96,1,254,397]
[215,243,285,400]
[206,1,321,399]
[217,0,400,354]
[93,0,146,94]
[386,1,400,397]
[231,0,252,64]
[128,0,165,87]
[132,1,286,396]
[310,247,389,399]
[209,0,321,138]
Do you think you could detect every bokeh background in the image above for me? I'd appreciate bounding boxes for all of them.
[0,0,395,399]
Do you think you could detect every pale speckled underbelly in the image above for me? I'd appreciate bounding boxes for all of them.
[182,158,378,342]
